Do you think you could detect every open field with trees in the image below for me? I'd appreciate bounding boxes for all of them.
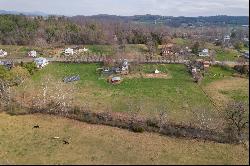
[0,13,249,165]
[12,63,217,124]
[0,112,248,165]
[2,62,245,132]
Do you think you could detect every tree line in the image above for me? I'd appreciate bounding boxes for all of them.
[0,15,248,50]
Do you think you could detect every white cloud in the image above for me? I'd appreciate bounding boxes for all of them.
[0,0,248,16]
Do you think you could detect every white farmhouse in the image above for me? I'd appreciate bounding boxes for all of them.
[0,49,8,57]
[28,50,37,57]
[224,35,230,42]
[64,48,74,55]
[199,49,209,57]
[34,57,48,68]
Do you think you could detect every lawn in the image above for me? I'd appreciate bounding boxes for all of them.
[14,63,217,125]
[172,38,190,46]
[215,49,240,61]
[202,65,236,85]
[85,45,114,55]
[0,113,248,165]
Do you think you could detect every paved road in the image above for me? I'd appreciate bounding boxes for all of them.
[1,57,249,66]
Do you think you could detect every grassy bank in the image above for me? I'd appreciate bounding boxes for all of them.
[0,113,248,165]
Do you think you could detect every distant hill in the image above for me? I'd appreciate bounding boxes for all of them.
[71,14,249,27]
[0,10,48,16]
[1,10,249,27]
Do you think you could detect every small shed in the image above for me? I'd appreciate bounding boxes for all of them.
[111,77,121,83]
[155,69,160,74]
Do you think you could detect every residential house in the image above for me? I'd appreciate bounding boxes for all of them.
[199,49,209,57]
[224,35,230,42]
[0,49,8,58]
[34,57,49,68]
[28,50,37,57]
[243,37,249,47]
[64,48,74,56]
[244,51,249,59]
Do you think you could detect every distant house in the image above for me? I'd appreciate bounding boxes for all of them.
[0,49,8,57]
[0,60,14,69]
[28,50,37,57]
[199,49,209,57]
[34,57,48,68]
[121,59,129,71]
[244,51,249,59]
[64,48,74,55]
[243,38,249,47]
[224,35,230,42]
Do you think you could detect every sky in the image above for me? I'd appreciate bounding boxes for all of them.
[0,0,249,16]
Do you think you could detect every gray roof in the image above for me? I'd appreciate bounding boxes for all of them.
[111,77,121,81]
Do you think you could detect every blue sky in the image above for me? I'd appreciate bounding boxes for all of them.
[0,0,249,16]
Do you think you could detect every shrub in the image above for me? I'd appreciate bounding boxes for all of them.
[146,118,159,128]
[23,62,37,75]
[0,66,13,81]
[10,66,30,83]
[130,122,145,133]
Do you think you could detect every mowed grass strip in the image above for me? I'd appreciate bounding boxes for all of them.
[0,113,248,165]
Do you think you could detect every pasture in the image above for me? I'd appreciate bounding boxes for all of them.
[0,113,248,165]
[12,62,243,127]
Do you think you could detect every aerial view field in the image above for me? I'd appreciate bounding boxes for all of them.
[0,1,249,165]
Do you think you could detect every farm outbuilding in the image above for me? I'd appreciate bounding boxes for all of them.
[111,77,121,84]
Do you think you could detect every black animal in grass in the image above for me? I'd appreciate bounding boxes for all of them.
[63,140,70,144]
[33,125,40,128]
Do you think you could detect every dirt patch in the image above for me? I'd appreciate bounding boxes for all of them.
[125,72,171,79]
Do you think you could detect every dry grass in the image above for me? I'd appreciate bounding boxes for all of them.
[0,113,248,165]
[203,77,249,108]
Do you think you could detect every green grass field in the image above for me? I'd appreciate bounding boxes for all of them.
[0,113,248,165]
[14,63,225,126]
[172,38,190,46]
[215,49,240,61]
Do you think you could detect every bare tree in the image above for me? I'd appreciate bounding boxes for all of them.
[224,102,249,143]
